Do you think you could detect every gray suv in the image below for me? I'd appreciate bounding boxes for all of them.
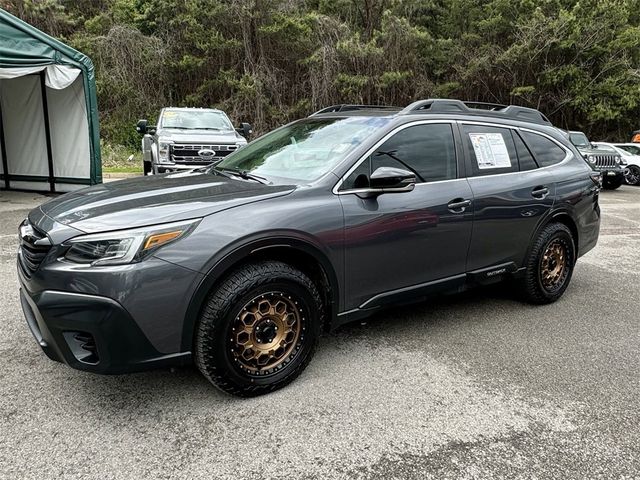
[17,100,601,396]
[136,107,251,174]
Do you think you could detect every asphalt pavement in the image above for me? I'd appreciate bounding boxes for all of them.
[0,185,639,479]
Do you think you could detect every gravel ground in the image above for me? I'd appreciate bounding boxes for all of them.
[0,186,639,479]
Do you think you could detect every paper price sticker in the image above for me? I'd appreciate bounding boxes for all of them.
[469,133,512,169]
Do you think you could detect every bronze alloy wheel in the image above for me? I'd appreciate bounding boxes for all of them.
[230,291,304,375]
[540,238,568,291]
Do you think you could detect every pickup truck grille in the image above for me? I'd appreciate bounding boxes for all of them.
[594,155,619,168]
[170,144,238,164]
[18,222,51,278]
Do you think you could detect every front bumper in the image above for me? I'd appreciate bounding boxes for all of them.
[18,275,192,375]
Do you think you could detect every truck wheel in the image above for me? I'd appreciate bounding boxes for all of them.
[143,161,152,176]
[195,261,323,397]
[603,175,623,190]
[518,223,575,304]
[625,166,640,186]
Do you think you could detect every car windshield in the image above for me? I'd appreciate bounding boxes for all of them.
[161,110,232,130]
[617,144,640,155]
[599,144,628,155]
[569,132,590,147]
[214,117,392,183]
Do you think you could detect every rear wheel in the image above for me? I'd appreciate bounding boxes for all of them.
[195,261,322,397]
[603,175,623,190]
[625,165,640,186]
[518,223,575,304]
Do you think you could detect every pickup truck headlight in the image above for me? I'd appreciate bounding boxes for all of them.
[616,156,623,165]
[158,141,173,163]
[63,219,200,266]
[587,155,596,163]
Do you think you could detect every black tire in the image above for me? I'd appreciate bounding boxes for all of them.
[625,165,640,186]
[143,161,152,176]
[518,223,575,304]
[195,261,323,397]
[603,175,623,190]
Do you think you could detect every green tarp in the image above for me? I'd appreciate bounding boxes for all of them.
[0,8,101,191]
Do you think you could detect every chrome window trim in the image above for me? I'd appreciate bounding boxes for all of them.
[332,120,459,195]
[459,121,573,171]
[452,122,573,180]
[333,119,575,194]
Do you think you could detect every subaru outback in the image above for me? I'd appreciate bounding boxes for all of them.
[17,99,601,396]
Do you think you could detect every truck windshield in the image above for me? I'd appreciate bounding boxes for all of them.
[569,132,590,147]
[161,110,233,130]
[214,117,392,183]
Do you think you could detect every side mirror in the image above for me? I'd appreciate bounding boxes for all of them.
[236,122,252,140]
[358,167,416,198]
[136,119,148,135]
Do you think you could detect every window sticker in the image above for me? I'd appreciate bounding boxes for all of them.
[469,133,512,169]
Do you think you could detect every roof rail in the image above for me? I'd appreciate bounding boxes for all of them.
[399,99,552,126]
[310,104,397,116]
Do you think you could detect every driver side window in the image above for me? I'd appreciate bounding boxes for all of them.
[340,123,457,190]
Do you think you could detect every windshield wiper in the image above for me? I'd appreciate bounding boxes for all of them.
[215,167,269,184]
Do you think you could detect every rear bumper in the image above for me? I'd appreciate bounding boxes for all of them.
[19,285,191,374]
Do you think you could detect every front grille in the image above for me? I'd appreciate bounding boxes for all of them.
[594,155,619,168]
[170,144,238,163]
[18,221,51,278]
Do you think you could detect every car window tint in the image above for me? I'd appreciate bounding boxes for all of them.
[342,158,371,190]
[512,131,539,171]
[371,124,457,182]
[521,131,567,167]
[462,125,518,176]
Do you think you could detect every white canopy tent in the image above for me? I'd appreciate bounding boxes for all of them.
[0,65,91,191]
[0,9,101,193]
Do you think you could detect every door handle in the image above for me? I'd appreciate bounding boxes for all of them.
[447,198,471,212]
[531,185,549,199]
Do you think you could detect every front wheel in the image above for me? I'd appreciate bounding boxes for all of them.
[143,161,152,176]
[195,261,323,397]
[518,223,576,304]
[603,175,623,190]
[625,165,640,186]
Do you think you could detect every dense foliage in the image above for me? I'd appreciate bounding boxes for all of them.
[4,0,640,147]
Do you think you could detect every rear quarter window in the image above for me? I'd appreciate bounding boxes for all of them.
[521,131,567,167]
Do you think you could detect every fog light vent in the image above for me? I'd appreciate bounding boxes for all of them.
[63,331,99,365]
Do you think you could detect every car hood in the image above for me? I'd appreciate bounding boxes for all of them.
[576,146,610,156]
[157,128,244,144]
[38,172,294,234]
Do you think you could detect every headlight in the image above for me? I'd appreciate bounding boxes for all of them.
[63,219,200,266]
[615,156,623,165]
[587,155,596,163]
[158,141,173,163]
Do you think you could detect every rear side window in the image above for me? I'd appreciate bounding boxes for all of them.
[512,131,539,171]
[462,125,518,176]
[521,131,567,167]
